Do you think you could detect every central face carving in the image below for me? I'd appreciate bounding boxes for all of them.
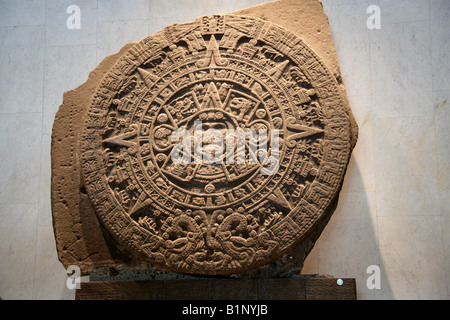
[148,76,282,210]
[80,15,352,275]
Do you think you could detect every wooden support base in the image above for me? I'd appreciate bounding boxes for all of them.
[76,277,357,300]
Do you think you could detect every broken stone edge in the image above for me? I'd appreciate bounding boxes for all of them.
[51,8,357,278]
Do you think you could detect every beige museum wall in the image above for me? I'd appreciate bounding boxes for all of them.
[0,0,448,300]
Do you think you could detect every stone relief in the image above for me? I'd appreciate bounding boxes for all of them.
[79,14,353,275]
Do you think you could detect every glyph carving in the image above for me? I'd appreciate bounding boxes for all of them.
[80,15,353,275]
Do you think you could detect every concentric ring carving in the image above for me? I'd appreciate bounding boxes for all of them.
[80,15,351,274]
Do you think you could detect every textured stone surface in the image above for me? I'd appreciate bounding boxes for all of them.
[51,0,357,277]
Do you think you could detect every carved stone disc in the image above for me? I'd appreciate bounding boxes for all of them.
[80,15,352,275]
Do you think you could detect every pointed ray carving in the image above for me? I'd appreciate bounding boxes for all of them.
[200,82,224,110]
[285,117,324,147]
[267,60,289,80]
[267,187,292,210]
[196,35,228,68]
[103,124,138,148]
